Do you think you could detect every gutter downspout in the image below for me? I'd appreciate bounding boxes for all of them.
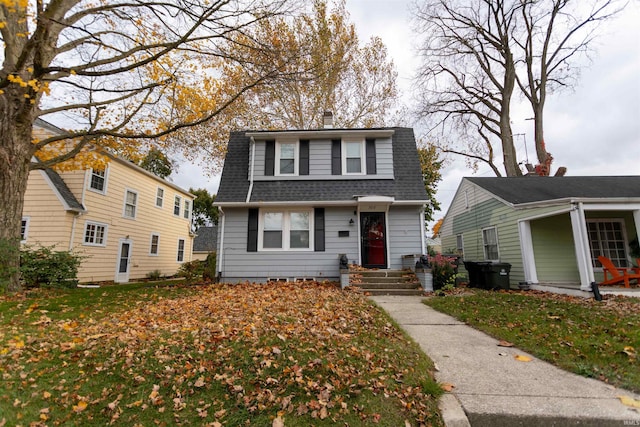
[217,207,225,281]
[246,137,256,204]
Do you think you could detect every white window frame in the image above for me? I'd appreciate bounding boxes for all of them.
[156,187,164,208]
[177,238,185,262]
[149,233,160,256]
[342,139,365,175]
[587,218,630,268]
[83,221,108,247]
[258,208,314,251]
[183,199,191,220]
[174,195,181,216]
[123,189,138,219]
[88,166,108,194]
[482,226,500,261]
[275,141,299,176]
[21,217,30,243]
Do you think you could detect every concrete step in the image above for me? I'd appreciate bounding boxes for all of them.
[356,288,424,296]
[352,282,421,290]
[352,276,418,285]
[349,269,423,296]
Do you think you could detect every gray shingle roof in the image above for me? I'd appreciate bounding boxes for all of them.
[193,225,218,252]
[41,167,86,212]
[216,127,428,204]
[467,176,640,205]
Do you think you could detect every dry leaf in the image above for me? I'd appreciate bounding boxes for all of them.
[72,400,88,413]
[497,340,514,347]
[440,382,455,392]
[618,395,640,408]
[514,355,532,362]
[272,415,285,427]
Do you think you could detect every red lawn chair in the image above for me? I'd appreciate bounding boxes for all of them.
[597,256,640,288]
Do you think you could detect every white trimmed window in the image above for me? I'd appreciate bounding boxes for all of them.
[150,233,160,255]
[276,141,298,175]
[587,219,629,268]
[89,167,107,193]
[123,189,138,219]
[184,200,191,219]
[177,238,185,262]
[21,217,30,242]
[84,221,107,246]
[156,187,164,208]
[482,227,499,261]
[174,195,181,216]
[342,140,365,174]
[259,209,312,251]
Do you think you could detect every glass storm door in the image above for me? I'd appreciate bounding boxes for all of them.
[116,240,132,283]
[361,212,387,268]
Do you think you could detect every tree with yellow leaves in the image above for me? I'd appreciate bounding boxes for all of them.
[0,0,296,291]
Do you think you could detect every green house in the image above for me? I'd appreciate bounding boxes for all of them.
[440,176,640,293]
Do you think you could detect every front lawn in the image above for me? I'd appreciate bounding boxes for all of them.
[0,282,443,426]
[425,289,640,392]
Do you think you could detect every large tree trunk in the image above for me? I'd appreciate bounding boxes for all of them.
[0,88,36,292]
[500,52,522,177]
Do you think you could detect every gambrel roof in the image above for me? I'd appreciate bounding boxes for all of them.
[216,127,428,205]
[467,176,640,206]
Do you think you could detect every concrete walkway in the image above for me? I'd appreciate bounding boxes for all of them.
[370,295,640,427]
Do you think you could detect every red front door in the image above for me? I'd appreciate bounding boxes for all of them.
[361,212,387,268]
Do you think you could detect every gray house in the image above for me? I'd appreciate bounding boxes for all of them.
[214,125,429,283]
[440,176,640,292]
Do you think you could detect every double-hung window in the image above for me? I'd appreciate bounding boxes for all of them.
[482,227,499,261]
[343,140,365,174]
[84,221,107,246]
[89,167,107,193]
[123,190,138,219]
[184,200,191,220]
[276,142,297,175]
[150,233,160,255]
[587,219,629,268]
[260,209,312,250]
[174,196,181,216]
[20,217,30,242]
[156,188,164,208]
[456,234,464,256]
[177,238,185,262]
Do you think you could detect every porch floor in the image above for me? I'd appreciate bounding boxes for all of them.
[529,283,640,298]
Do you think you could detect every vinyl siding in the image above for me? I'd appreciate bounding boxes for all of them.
[252,138,394,180]
[387,206,424,269]
[530,214,579,283]
[22,170,75,247]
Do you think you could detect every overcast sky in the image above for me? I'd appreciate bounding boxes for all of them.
[172,0,640,229]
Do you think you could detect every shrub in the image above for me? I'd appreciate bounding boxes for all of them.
[146,269,162,281]
[20,245,82,289]
[177,260,204,283]
[428,254,458,290]
[203,252,217,282]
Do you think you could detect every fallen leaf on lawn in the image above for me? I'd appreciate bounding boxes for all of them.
[618,395,640,408]
[72,400,88,413]
[497,340,514,347]
[272,415,284,427]
[622,346,636,358]
[440,382,455,392]
[194,376,205,387]
[514,355,532,362]
[42,391,51,399]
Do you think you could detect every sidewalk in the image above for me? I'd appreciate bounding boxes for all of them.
[370,295,640,427]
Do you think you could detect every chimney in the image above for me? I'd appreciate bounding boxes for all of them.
[323,111,333,129]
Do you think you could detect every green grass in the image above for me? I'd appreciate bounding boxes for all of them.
[425,289,640,392]
[1,282,443,426]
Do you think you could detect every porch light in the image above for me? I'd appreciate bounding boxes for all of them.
[349,218,355,226]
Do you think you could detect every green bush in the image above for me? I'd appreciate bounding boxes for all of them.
[203,252,217,282]
[428,254,458,290]
[20,245,82,289]
[146,269,162,281]
[177,260,204,283]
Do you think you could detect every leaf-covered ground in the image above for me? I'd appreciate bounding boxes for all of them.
[425,289,640,392]
[1,282,443,426]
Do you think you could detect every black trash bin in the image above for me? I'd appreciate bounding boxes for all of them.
[463,261,492,288]
[482,262,512,290]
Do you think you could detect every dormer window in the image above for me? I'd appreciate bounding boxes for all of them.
[276,142,298,175]
[344,141,364,174]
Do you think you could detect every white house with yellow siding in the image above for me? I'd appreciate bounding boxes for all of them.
[22,119,195,283]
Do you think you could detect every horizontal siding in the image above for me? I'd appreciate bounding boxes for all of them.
[387,206,423,269]
[531,214,579,283]
[252,138,394,181]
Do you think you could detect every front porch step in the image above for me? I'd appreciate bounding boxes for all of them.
[348,268,424,296]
